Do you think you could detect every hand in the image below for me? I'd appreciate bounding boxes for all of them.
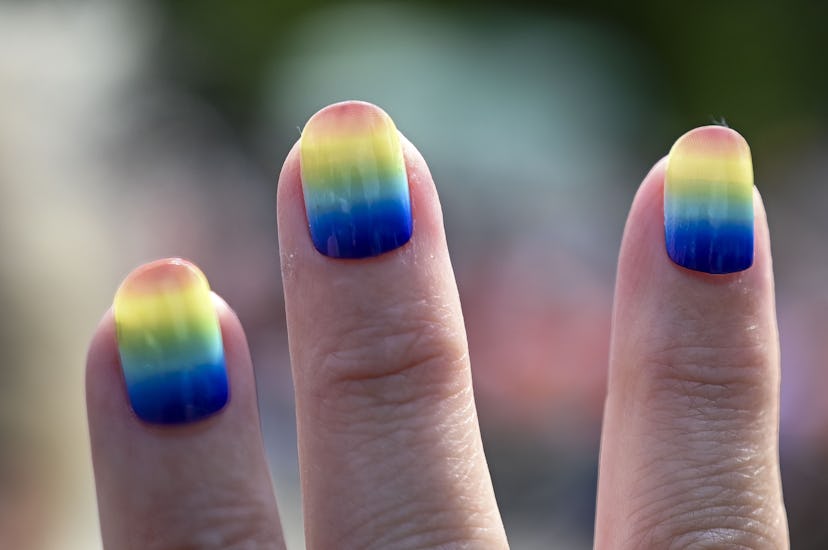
[87,101,788,549]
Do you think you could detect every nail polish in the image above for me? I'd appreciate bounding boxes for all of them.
[299,101,412,258]
[664,126,754,274]
[113,258,228,424]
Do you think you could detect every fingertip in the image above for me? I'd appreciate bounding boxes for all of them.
[618,151,772,296]
[753,185,773,268]
[210,291,260,413]
[86,308,116,376]
[86,308,130,424]
[614,156,667,299]
[86,286,259,431]
[210,291,250,359]
[399,132,447,238]
[399,132,433,185]
[276,101,446,271]
[276,141,302,220]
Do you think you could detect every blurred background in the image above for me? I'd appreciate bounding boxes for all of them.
[1,0,827,548]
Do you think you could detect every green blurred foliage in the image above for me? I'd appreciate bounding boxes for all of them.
[154,0,828,158]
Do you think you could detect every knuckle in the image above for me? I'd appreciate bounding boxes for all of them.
[625,442,783,548]
[636,313,776,422]
[647,337,770,386]
[621,367,785,548]
[627,487,782,549]
[308,294,469,411]
[610,288,786,549]
[133,488,279,550]
[340,493,503,550]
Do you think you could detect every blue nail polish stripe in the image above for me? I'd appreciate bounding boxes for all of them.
[306,195,412,258]
[665,219,753,274]
[125,360,228,424]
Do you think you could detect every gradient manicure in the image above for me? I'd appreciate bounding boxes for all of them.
[113,258,228,424]
[300,101,412,258]
[664,126,754,274]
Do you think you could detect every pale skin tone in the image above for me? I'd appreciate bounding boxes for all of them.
[87,134,789,548]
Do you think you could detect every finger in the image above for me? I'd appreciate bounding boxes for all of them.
[595,127,788,548]
[277,101,508,549]
[87,259,284,549]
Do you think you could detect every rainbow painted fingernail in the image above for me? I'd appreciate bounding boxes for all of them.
[665,126,754,274]
[113,259,228,424]
[300,101,412,258]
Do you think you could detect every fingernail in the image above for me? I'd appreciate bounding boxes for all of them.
[299,101,412,258]
[664,126,754,274]
[113,258,229,424]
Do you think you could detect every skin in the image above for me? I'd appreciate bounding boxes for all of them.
[87,126,789,549]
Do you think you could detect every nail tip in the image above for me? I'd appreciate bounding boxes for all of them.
[671,125,750,154]
[307,99,390,118]
[115,257,207,299]
[303,100,394,137]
